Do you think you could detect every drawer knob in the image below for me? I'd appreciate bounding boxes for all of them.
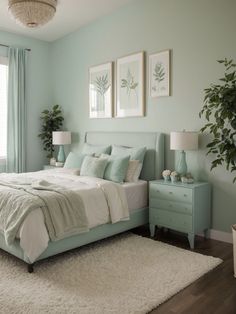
[169,191,173,195]
[184,194,187,197]
[169,204,173,208]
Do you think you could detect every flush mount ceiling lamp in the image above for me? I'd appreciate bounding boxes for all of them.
[8,0,57,28]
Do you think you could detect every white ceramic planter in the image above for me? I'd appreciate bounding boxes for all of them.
[233,224,236,278]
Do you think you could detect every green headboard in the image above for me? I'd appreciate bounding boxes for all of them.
[85,132,164,181]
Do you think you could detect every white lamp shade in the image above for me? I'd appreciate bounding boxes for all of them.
[170,131,198,151]
[52,131,71,145]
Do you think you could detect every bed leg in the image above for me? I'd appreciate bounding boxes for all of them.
[27,263,34,273]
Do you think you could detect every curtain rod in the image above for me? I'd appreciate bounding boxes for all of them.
[0,43,31,52]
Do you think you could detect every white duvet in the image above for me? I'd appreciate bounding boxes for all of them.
[0,169,130,263]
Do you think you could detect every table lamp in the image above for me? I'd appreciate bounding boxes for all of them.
[52,131,71,163]
[170,131,198,176]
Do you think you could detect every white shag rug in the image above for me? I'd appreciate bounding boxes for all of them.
[0,234,222,314]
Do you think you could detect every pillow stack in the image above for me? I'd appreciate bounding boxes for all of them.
[100,154,130,183]
[111,145,146,182]
[63,143,146,183]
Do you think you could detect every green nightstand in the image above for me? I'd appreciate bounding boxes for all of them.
[43,165,62,170]
[149,180,211,249]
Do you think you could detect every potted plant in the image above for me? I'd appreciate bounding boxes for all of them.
[200,59,236,278]
[38,105,64,160]
[199,58,236,183]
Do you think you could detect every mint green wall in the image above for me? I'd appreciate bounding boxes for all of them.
[0,30,51,171]
[50,0,236,233]
[1,0,235,233]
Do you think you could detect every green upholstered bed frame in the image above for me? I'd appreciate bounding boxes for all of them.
[0,132,164,272]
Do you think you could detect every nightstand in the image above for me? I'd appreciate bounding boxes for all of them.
[43,165,59,170]
[149,180,211,249]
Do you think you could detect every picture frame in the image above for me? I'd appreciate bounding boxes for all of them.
[89,62,113,118]
[149,50,170,98]
[116,52,145,117]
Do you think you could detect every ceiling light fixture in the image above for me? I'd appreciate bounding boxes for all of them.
[8,0,57,28]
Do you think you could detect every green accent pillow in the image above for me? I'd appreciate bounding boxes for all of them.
[101,154,130,183]
[111,145,146,163]
[80,156,108,178]
[82,143,111,156]
[64,152,89,169]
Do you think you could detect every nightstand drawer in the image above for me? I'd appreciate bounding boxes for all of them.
[149,184,192,203]
[150,208,193,232]
[149,198,193,215]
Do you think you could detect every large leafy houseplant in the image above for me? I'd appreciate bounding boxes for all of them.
[199,58,236,182]
[38,105,64,159]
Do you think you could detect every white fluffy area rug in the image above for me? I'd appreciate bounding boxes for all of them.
[0,234,222,314]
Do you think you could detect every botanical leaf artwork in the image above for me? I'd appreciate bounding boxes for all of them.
[121,68,138,105]
[89,63,112,118]
[116,52,144,116]
[149,50,170,97]
[93,74,110,112]
[152,62,165,92]
[94,74,109,96]
[154,62,165,82]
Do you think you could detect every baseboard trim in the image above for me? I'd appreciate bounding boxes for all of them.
[157,226,233,244]
[199,229,233,244]
[209,229,233,244]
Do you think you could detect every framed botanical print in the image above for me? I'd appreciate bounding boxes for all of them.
[116,52,145,117]
[89,62,113,118]
[149,50,170,97]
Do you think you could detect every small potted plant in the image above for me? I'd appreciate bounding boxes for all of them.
[38,105,64,161]
[170,171,179,183]
[162,169,171,181]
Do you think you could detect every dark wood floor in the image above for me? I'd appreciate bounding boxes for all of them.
[133,226,236,314]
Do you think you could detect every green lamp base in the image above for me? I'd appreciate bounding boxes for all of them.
[177,150,187,176]
[57,145,65,163]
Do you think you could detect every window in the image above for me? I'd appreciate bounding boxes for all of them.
[0,57,8,161]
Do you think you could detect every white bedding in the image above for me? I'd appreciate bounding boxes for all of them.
[1,169,147,263]
[123,180,148,211]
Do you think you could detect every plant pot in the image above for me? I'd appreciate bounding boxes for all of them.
[50,157,56,166]
[232,224,236,278]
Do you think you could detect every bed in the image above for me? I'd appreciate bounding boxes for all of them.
[0,131,164,272]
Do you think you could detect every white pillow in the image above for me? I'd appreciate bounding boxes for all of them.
[125,160,140,182]
[54,168,80,175]
[132,163,143,182]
